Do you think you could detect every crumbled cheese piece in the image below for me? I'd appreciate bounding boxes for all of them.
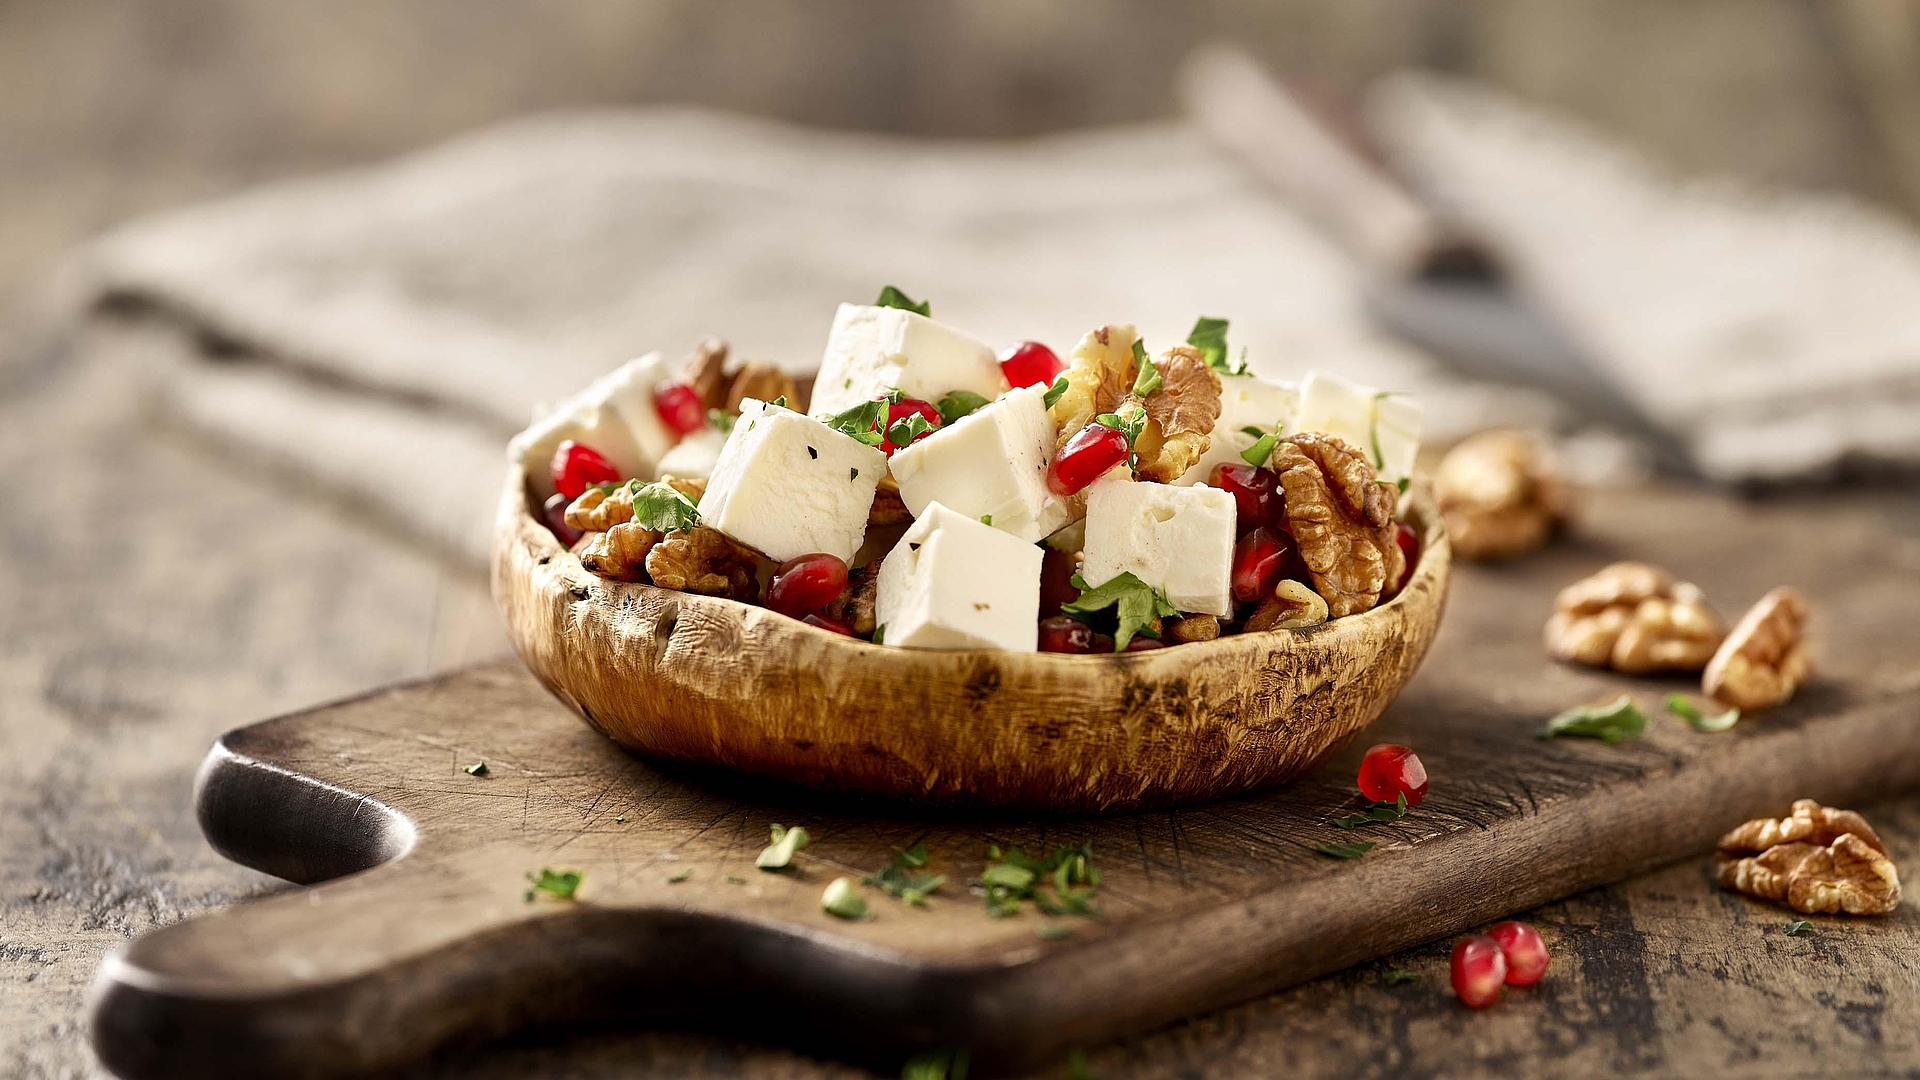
[875,502,1042,651]
[698,398,886,562]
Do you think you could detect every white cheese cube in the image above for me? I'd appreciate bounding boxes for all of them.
[886,385,1075,543]
[1175,374,1299,484]
[697,398,886,563]
[507,352,678,496]
[1081,477,1236,616]
[875,502,1042,652]
[1292,371,1423,485]
[809,303,1009,419]
[656,427,726,479]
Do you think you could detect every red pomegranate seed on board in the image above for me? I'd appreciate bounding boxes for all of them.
[1488,921,1551,986]
[1211,463,1280,529]
[879,398,942,455]
[802,613,853,636]
[1047,424,1130,496]
[1393,521,1420,592]
[999,341,1063,388]
[1231,527,1288,604]
[767,553,849,619]
[1451,936,1508,1008]
[542,492,583,547]
[1038,616,1096,654]
[653,382,707,435]
[1357,744,1429,807]
[549,440,621,500]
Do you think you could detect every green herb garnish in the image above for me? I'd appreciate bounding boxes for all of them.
[1038,924,1073,940]
[873,624,886,645]
[1314,840,1376,859]
[756,823,811,870]
[1384,970,1421,986]
[902,1049,969,1080]
[851,468,860,481]
[1042,375,1071,409]
[936,389,991,425]
[624,480,701,533]
[979,514,992,526]
[1130,338,1149,370]
[725,874,746,884]
[1539,695,1648,744]
[463,761,489,777]
[1667,693,1740,732]
[1131,350,1162,397]
[1331,792,1409,829]
[821,877,869,920]
[1240,431,1278,467]
[886,412,936,448]
[1187,316,1248,375]
[874,285,931,317]
[524,867,582,901]
[865,842,946,907]
[667,868,691,883]
[1093,403,1149,473]
[824,399,889,446]
[707,408,734,434]
[1059,571,1177,651]
[1368,390,1399,471]
[979,842,1100,918]
[1785,919,1813,936]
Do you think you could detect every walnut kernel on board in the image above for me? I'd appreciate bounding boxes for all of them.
[1715,800,1899,916]
[1271,433,1403,619]
[1433,429,1569,561]
[1543,562,1724,674]
[1703,586,1811,710]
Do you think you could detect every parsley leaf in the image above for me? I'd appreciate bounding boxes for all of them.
[1130,338,1149,370]
[667,868,691,883]
[1132,351,1162,397]
[820,877,869,920]
[1093,403,1149,473]
[1785,919,1813,937]
[979,514,992,526]
[1384,970,1421,987]
[1331,792,1409,829]
[706,408,734,434]
[902,1049,969,1080]
[1042,375,1071,409]
[1539,695,1648,744]
[865,842,946,907]
[823,399,888,446]
[524,867,582,901]
[1666,693,1740,732]
[850,467,859,481]
[1187,316,1248,375]
[1240,431,1278,467]
[756,823,811,870]
[874,285,931,317]
[625,480,701,533]
[463,761,489,777]
[1314,840,1375,859]
[936,390,991,425]
[1059,571,1177,651]
[886,412,936,447]
[979,842,1100,918]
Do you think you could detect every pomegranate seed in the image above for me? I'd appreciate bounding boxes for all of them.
[1039,548,1081,618]
[1488,921,1550,986]
[1038,615,1096,654]
[1047,424,1130,496]
[1357,744,1429,807]
[1451,935,1508,1008]
[549,440,621,500]
[653,382,707,436]
[1211,463,1281,529]
[1231,526,1290,604]
[542,492,583,547]
[802,613,853,636]
[1393,522,1419,592]
[879,398,942,455]
[999,341,1063,388]
[766,553,849,619]
[1124,636,1166,652]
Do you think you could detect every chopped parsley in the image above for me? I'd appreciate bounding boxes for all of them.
[902,1049,968,1080]
[820,877,869,920]
[1331,792,1409,829]
[1539,695,1648,744]
[706,408,734,434]
[1240,431,1278,467]
[667,868,691,884]
[936,389,991,425]
[864,841,945,906]
[1093,403,1149,473]
[463,761,489,776]
[979,842,1100,918]
[1038,924,1073,940]
[823,399,889,446]
[624,480,701,533]
[1042,375,1071,409]
[524,867,582,901]
[1785,919,1813,936]
[851,467,860,481]
[1187,316,1248,375]
[872,624,886,645]
[1131,350,1162,397]
[979,514,992,526]
[886,412,936,447]
[1368,390,1401,471]
[1314,840,1375,859]
[725,874,747,884]
[874,285,931,317]
[1384,970,1421,987]
[769,394,788,409]
[1059,571,1177,651]
[1667,693,1740,732]
[756,823,811,870]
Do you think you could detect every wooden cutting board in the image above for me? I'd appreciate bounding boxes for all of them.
[88,487,1920,1080]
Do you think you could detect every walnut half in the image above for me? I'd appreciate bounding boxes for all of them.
[578,522,660,583]
[1434,430,1569,561]
[1544,562,1724,674]
[1715,800,1899,916]
[1271,433,1403,618]
[644,526,761,602]
[1703,586,1811,710]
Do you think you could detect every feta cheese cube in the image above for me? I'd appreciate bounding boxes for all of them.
[1291,371,1423,485]
[656,427,726,479]
[886,385,1074,543]
[875,502,1042,652]
[1081,477,1236,616]
[697,398,887,563]
[507,353,678,494]
[809,303,1008,419]
[1175,374,1299,484]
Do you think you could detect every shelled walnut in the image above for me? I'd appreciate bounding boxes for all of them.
[1715,800,1899,915]
[1047,324,1138,449]
[682,338,803,415]
[1131,346,1222,483]
[644,527,761,601]
[1271,434,1403,619]
[1544,562,1724,674]
[1166,613,1222,643]
[867,479,913,527]
[822,565,879,637]
[1433,430,1569,561]
[577,522,660,583]
[1704,586,1811,710]
[1244,580,1330,631]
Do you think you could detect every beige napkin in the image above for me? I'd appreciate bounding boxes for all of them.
[82,108,1536,568]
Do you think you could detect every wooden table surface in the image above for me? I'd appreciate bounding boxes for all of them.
[3,319,1919,1079]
